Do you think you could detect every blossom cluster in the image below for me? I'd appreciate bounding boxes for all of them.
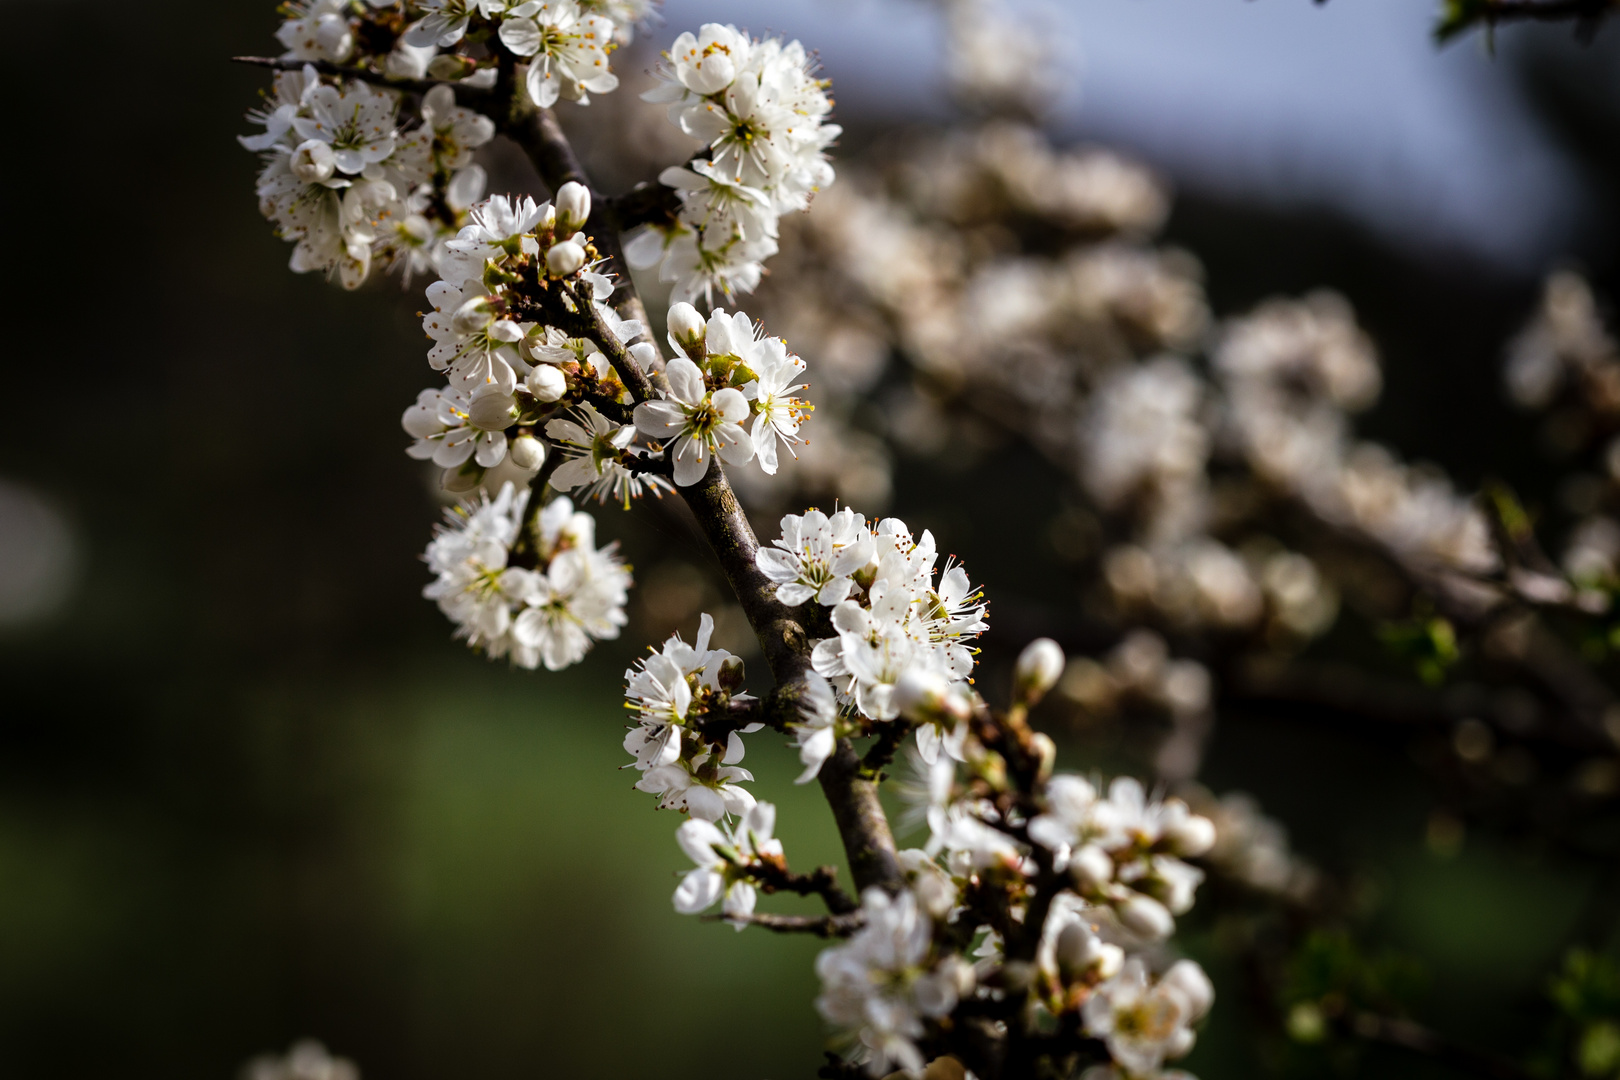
[623,613,761,819]
[422,482,630,670]
[758,507,990,777]
[803,639,1218,1077]
[627,24,841,303]
[241,67,493,286]
[243,0,656,289]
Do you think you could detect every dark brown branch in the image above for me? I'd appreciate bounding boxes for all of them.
[607,182,682,232]
[500,107,659,365]
[751,857,859,915]
[231,55,494,101]
[702,910,865,936]
[1341,1010,1535,1080]
[860,719,914,778]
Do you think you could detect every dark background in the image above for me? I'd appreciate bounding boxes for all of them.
[3,2,1619,1077]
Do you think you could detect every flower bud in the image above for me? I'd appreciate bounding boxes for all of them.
[1068,843,1113,893]
[466,389,518,431]
[555,181,592,232]
[1092,942,1124,980]
[442,465,482,493]
[291,139,337,183]
[546,240,586,277]
[1055,922,1100,975]
[1161,958,1215,1020]
[717,656,747,694]
[527,364,567,402]
[667,302,707,350]
[1165,1028,1196,1060]
[450,295,495,335]
[1015,638,1065,705]
[508,434,546,471]
[1115,892,1175,940]
[1164,811,1217,857]
[893,668,971,727]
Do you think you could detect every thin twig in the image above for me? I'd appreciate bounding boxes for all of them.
[1343,1010,1535,1080]
[701,910,865,936]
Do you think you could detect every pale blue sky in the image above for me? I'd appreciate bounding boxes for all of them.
[658,0,1600,271]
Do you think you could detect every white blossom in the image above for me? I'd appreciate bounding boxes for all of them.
[1083,958,1212,1075]
[632,356,754,486]
[756,508,874,607]
[500,1,621,108]
[673,802,783,928]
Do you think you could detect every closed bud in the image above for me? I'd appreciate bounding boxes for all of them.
[1030,731,1057,782]
[527,364,567,402]
[508,434,546,471]
[546,240,586,277]
[291,139,336,183]
[555,181,591,231]
[1164,812,1217,857]
[893,668,971,727]
[667,302,707,349]
[1069,843,1113,893]
[1161,958,1215,1021]
[1055,923,1099,975]
[1115,892,1175,940]
[1015,638,1065,705]
[442,465,482,493]
[717,656,747,694]
[1092,942,1124,980]
[466,389,518,431]
[451,295,495,335]
[1165,1028,1196,1060]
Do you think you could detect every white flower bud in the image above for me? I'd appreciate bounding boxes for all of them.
[450,295,495,335]
[442,466,481,493]
[290,139,337,183]
[1161,958,1215,1020]
[1055,922,1099,975]
[1164,812,1217,857]
[527,364,567,402]
[1115,892,1175,940]
[555,181,591,231]
[1165,1028,1197,1060]
[1092,942,1124,980]
[893,668,971,726]
[546,240,586,277]
[667,302,707,348]
[1069,843,1113,893]
[1015,638,1065,704]
[508,435,546,471]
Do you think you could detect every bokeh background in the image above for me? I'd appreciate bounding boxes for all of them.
[4,1,1620,1077]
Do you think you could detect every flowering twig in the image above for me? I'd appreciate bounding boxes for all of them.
[498,85,904,896]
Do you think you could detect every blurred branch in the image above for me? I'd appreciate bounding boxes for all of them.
[702,910,865,936]
[1436,0,1620,42]
[607,182,682,233]
[1341,1010,1535,1080]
